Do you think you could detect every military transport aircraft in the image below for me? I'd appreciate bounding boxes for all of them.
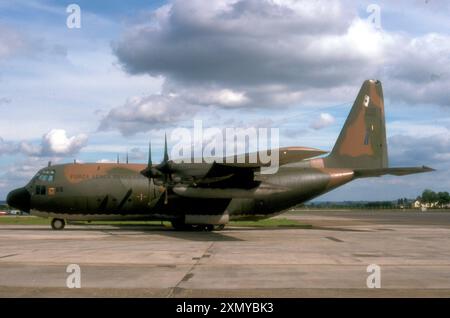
[7,80,433,231]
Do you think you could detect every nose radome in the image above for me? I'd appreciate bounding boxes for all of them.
[6,187,31,212]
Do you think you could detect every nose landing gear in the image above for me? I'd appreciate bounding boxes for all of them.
[51,218,66,230]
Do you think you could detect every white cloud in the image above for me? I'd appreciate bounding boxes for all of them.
[0,156,64,197]
[0,129,88,157]
[310,113,336,130]
[99,94,197,136]
[106,0,450,135]
[113,0,365,89]
[0,137,18,155]
[196,89,250,107]
[382,33,450,106]
[40,129,88,156]
[389,132,450,167]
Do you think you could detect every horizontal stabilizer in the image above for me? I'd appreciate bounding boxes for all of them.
[354,166,435,178]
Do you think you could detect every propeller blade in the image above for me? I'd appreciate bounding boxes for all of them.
[141,140,161,178]
[163,132,169,162]
[141,135,173,205]
[146,141,152,206]
[148,141,152,166]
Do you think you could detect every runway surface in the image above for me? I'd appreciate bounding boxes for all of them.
[1,210,450,297]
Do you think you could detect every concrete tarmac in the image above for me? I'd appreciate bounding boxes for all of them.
[1,210,450,297]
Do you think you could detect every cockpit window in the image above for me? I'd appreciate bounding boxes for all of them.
[37,170,55,182]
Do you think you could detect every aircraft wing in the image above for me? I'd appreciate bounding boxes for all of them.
[144,141,328,199]
[193,162,260,188]
[353,166,435,178]
[171,146,327,188]
[199,147,326,185]
[222,146,327,167]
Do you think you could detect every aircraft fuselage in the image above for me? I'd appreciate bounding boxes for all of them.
[17,160,352,223]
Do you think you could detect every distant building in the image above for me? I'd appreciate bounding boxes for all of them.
[413,200,449,209]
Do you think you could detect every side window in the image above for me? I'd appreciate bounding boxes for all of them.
[40,186,46,195]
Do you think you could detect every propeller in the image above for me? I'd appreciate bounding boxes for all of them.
[140,134,173,205]
[140,141,162,179]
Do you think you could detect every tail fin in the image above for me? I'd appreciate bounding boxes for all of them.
[325,79,388,169]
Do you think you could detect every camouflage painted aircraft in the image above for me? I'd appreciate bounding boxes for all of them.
[7,80,433,231]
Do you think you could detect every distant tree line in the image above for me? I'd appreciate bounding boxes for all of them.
[417,189,450,206]
[305,201,395,209]
[305,189,449,210]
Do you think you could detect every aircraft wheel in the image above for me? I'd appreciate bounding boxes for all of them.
[51,218,65,230]
[214,224,225,231]
[190,225,204,231]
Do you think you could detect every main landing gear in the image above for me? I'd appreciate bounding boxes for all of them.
[51,218,66,230]
[171,221,224,232]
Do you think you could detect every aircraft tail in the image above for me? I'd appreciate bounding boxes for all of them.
[324,79,388,169]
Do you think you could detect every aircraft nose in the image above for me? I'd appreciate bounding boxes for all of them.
[6,187,31,212]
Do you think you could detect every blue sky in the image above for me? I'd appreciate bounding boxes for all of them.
[0,0,449,200]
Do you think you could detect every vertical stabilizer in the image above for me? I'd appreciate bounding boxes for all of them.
[325,80,388,169]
